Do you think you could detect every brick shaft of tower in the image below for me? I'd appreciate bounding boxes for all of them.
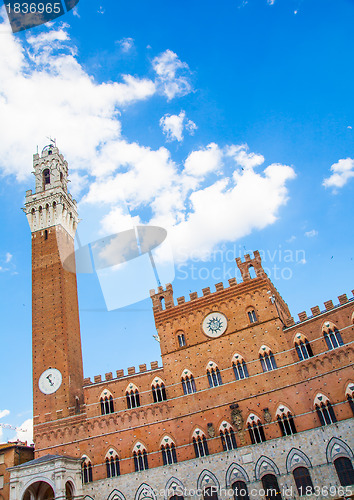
[23,145,84,429]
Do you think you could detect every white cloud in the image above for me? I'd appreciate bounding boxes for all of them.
[85,142,296,262]
[72,6,80,17]
[118,37,134,52]
[152,50,192,100]
[0,20,296,265]
[0,409,10,419]
[305,229,318,238]
[267,0,275,4]
[98,6,105,14]
[184,143,222,178]
[159,110,197,142]
[0,19,156,180]
[323,158,354,190]
[5,252,12,263]
[286,235,296,243]
[226,144,264,170]
[13,418,33,445]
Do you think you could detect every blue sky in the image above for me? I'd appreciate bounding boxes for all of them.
[0,0,353,443]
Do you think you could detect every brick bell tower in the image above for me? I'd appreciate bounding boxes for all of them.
[23,144,84,438]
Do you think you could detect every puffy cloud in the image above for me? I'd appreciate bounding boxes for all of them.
[5,252,12,263]
[0,20,296,265]
[89,141,296,262]
[0,409,10,419]
[159,110,197,142]
[152,50,192,100]
[0,19,155,180]
[117,37,134,52]
[184,143,222,178]
[226,144,264,170]
[323,158,354,190]
[13,418,33,445]
[305,230,318,238]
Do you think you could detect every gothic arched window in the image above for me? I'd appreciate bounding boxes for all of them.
[219,422,237,451]
[177,331,186,347]
[232,354,249,380]
[314,394,337,426]
[323,322,344,350]
[105,451,120,478]
[152,378,167,402]
[192,429,209,458]
[293,467,314,495]
[207,362,222,388]
[232,481,250,500]
[82,457,93,483]
[294,334,313,360]
[261,474,282,498]
[334,457,354,486]
[161,436,178,465]
[100,391,114,415]
[346,383,354,416]
[246,414,266,444]
[126,384,140,409]
[247,309,257,324]
[133,442,148,472]
[181,370,197,394]
[203,486,218,499]
[43,168,50,186]
[259,346,277,372]
[276,406,297,436]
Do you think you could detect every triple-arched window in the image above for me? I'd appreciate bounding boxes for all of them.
[152,377,167,402]
[133,442,148,471]
[323,322,344,350]
[259,345,277,372]
[181,369,197,394]
[126,383,140,409]
[294,334,314,360]
[232,354,249,380]
[246,414,266,444]
[207,361,222,388]
[276,405,297,436]
[105,450,120,478]
[314,394,337,426]
[219,421,237,451]
[161,436,178,465]
[192,429,209,458]
[100,390,114,415]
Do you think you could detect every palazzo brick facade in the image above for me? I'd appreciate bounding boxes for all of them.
[8,147,354,500]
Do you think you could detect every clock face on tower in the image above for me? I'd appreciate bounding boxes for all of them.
[202,312,228,338]
[38,368,62,395]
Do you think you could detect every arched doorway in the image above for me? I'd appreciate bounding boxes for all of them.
[65,481,74,500]
[22,481,55,500]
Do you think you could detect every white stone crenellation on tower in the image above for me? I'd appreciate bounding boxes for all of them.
[23,145,79,239]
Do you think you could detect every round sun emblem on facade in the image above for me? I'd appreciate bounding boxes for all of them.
[202,312,227,338]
